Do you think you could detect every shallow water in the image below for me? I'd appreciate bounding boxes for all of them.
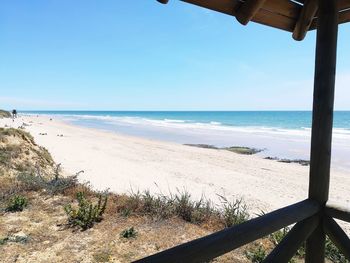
[23,111,350,172]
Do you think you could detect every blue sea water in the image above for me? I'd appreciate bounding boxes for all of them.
[20,111,350,171]
[21,111,350,130]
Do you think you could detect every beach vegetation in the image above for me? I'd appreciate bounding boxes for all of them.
[17,164,79,195]
[0,234,30,245]
[219,195,249,227]
[117,189,219,225]
[325,237,349,263]
[0,110,11,118]
[120,227,137,239]
[64,191,108,230]
[5,195,28,212]
[245,244,267,263]
[93,250,112,262]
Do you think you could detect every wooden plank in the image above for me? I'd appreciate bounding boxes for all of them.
[339,10,350,24]
[306,0,338,262]
[293,0,318,40]
[262,0,302,19]
[263,216,318,263]
[180,0,297,32]
[324,216,350,261]
[338,0,350,12]
[310,9,350,30]
[134,200,319,263]
[326,205,350,223]
[308,0,338,207]
[180,0,239,16]
[236,0,268,25]
[252,9,296,32]
[306,226,326,263]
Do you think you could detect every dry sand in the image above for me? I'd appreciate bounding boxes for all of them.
[1,115,349,213]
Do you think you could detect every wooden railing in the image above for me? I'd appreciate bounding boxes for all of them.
[134,202,350,263]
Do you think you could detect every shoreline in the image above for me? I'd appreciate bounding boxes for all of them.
[1,115,349,214]
[21,112,350,173]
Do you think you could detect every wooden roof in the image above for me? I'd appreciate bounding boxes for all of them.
[157,0,350,40]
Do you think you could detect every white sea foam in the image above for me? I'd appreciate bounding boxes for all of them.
[31,113,350,140]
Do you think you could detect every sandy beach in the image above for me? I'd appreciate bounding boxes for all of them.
[1,115,349,213]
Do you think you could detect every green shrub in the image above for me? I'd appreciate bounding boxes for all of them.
[325,237,349,263]
[120,227,137,239]
[5,195,28,212]
[0,234,29,245]
[245,245,267,263]
[18,164,80,195]
[219,196,249,227]
[119,189,216,224]
[64,191,108,230]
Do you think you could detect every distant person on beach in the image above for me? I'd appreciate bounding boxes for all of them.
[12,109,17,119]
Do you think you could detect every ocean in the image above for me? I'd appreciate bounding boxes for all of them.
[22,111,350,171]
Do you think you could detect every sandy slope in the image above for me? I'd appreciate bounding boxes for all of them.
[1,115,349,213]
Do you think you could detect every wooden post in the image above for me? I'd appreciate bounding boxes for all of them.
[263,216,318,263]
[324,216,350,261]
[306,0,338,262]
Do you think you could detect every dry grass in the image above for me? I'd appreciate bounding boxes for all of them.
[0,128,54,177]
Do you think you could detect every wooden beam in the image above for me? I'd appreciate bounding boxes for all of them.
[339,10,350,24]
[180,0,239,16]
[338,0,350,12]
[293,0,318,41]
[134,200,319,263]
[180,0,299,32]
[326,205,350,223]
[262,216,318,263]
[236,0,267,25]
[324,216,350,261]
[252,9,296,32]
[310,9,350,30]
[306,226,326,263]
[306,0,338,262]
[263,0,302,19]
[308,0,338,209]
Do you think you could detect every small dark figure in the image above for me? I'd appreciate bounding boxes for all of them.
[12,109,17,119]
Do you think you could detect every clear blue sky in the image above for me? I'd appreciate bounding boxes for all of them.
[1,1,349,110]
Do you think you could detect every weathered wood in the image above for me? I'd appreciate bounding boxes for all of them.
[263,216,318,263]
[324,216,350,261]
[252,9,296,32]
[134,200,319,263]
[326,205,350,223]
[181,0,239,16]
[236,0,267,25]
[338,0,350,12]
[292,0,318,41]
[306,226,326,263]
[310,9,350,30]
[263,0,302,18]
[339,10,350,24]
[308,0,338,205]
[158,0,350,39]
[306,0,338,262]
[179,0,299,32]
